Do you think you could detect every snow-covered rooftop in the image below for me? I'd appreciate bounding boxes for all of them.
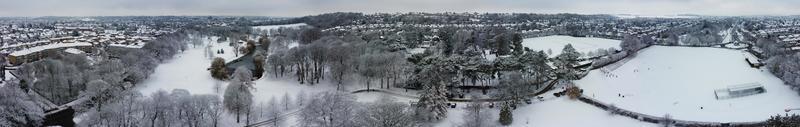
[64,48,85,54]
[109,42,145,48]
[10,42,92,56]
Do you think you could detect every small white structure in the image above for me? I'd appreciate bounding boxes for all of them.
[743,52,763,68]
[715,83,765,100]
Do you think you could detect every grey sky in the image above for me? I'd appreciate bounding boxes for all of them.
[0,0,797,17]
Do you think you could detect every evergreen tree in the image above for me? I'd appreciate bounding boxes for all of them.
[511,33,524,56]
[518,49,552,88]
[415,76,449,121]
[438,28,455,56]
[494,33,510,55]
[415,57,455,121]
[554,44,581,80]
[499,103,513,125]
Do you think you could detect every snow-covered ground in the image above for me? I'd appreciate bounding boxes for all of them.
[133,23,343,126]
[576,46,800,122]
[134,35,335,126]
[136,35,246,95]
[138,24,322,104]
[203,36,244,62]
[136,36,222,96]
[508,97,657,127]
[522,35,621,58]
[721,28,734,43]
[131,32,642,127]
[435,91,657,127]
[353,92,417,103]
[252,23,308,35]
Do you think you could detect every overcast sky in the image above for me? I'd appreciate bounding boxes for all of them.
[1,0,798,17]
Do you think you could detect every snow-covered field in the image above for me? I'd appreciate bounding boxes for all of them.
[136,37,222,96]
[199,36,245,62]
[435,91,657,127]
[522,35,620,57]
[509,97,656,127]
[132,24,341,126]
[576,46,800,122]
[252,23,307,34]
[134,35,333,126]
[136,35,246,95]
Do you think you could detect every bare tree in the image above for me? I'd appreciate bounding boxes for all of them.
[0,82,44,127]
[358,95,416,127]
[85,79,111,111]
[282,92,292,110]
[296,90,307,107]
[462,95,494,127]
[224,67,255,123]
[299,91,360,127]
[266,97,283,126]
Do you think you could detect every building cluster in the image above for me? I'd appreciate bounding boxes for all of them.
[322,13,699,42]
[0,18,180,65]
[749,17,800,51]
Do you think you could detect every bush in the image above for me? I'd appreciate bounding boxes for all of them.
[210,57,228,80]
[566,85,582,100]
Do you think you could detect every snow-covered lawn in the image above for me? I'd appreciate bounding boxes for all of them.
[576,46,800,122]
[136,35,339,105]
[522,35,620,58]
[202,36,244,62]
[353,92,417,103]
[435,93,656,127]
[509,97,656,127]
[134,35,336,126]
[136,37,222,96]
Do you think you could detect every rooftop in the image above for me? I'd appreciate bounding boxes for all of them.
[10,42,92,56]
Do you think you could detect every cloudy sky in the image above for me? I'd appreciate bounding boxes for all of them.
[0,0,798,17]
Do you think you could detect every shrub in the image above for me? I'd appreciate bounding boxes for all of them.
[210,57,228,80]
[566,85,582,100]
